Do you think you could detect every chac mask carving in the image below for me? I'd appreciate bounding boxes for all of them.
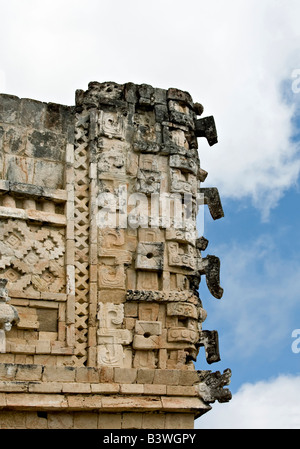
[0,82,230,401]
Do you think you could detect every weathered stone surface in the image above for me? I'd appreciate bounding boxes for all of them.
[195,116,218,146]
[198,330,220,364]
[0,81,230,428]
[0,279,19,352]
[135,242,164,271]
[197,368,232,403]
[198,255,224,299]
[199,187,224,220]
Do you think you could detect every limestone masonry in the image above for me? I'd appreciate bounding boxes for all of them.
[0,81,231,429]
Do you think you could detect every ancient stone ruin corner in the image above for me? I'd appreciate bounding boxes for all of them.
[0,81,231,429]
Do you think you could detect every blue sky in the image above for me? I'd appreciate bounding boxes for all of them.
[197,191,300,384]
[1,0,300,429]
[197,188,300,428]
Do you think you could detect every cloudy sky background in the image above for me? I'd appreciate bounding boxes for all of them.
[1,0,300,429]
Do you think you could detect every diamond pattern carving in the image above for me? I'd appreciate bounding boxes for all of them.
[72,112,90,366]
[0,219,65,294]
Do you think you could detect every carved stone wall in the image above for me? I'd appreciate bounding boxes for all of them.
[0,82,231,429]
[0,96,75,362]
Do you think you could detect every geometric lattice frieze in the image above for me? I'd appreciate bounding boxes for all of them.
[0,219,65,294]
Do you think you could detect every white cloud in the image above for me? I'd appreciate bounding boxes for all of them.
[0,0,300,217]
[193,0,300,220]
[196,374,300,429]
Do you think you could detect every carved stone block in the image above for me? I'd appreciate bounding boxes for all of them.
[168,100,195,129]
[0,219,66,294]
[98,343,126,368]
[97,141,126,174]
[165,228,197,245]
[133,350,156,369]
[98,264,126,289]
[195,116,218,146]
[135,320,162,337]
[199,187,224,220]
[167,88,194,107]
[133,111,161,153]
[0,279,19,353]
[170,168,197,195]
[133,334,161,350]
[98,111,125,140]
[97,302,132,368]
[136,169,161,195]
[198,330,220,364]
[169,154,198,175]
[138,303,160,321]
[135,242,164,271]
[198,255,223,299]
[98,303,123,329]
[167,328,199,344]
[166,302,198,320]
[167,242,196,270]
[126,289,199,304]
[197,369,232,403]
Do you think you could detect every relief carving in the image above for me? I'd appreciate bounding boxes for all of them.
[135,320,162,336]
[126,289,199,303]
[170,168,197,195]
[165,228,197,245]
[198,254,224,299]
[133,111,161,153]
[167,328,199,344]
[133,350,156,369]
[198,330,220,364]
[98,143,126,174]
[197,369,232,403]
[0,219,65,294]
[136,169,161,195]
[166,302,199,320]
[195,115,218,146]
[98,111,126,140]
[199,187,224,220]
[0,81,231,415]
[168,242,196,270]
[97,303,132,367]
[98,264,126,289]
[135,242,164,271]
[169,154,198,175]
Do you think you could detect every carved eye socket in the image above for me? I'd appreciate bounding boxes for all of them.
[146,253,154,259]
